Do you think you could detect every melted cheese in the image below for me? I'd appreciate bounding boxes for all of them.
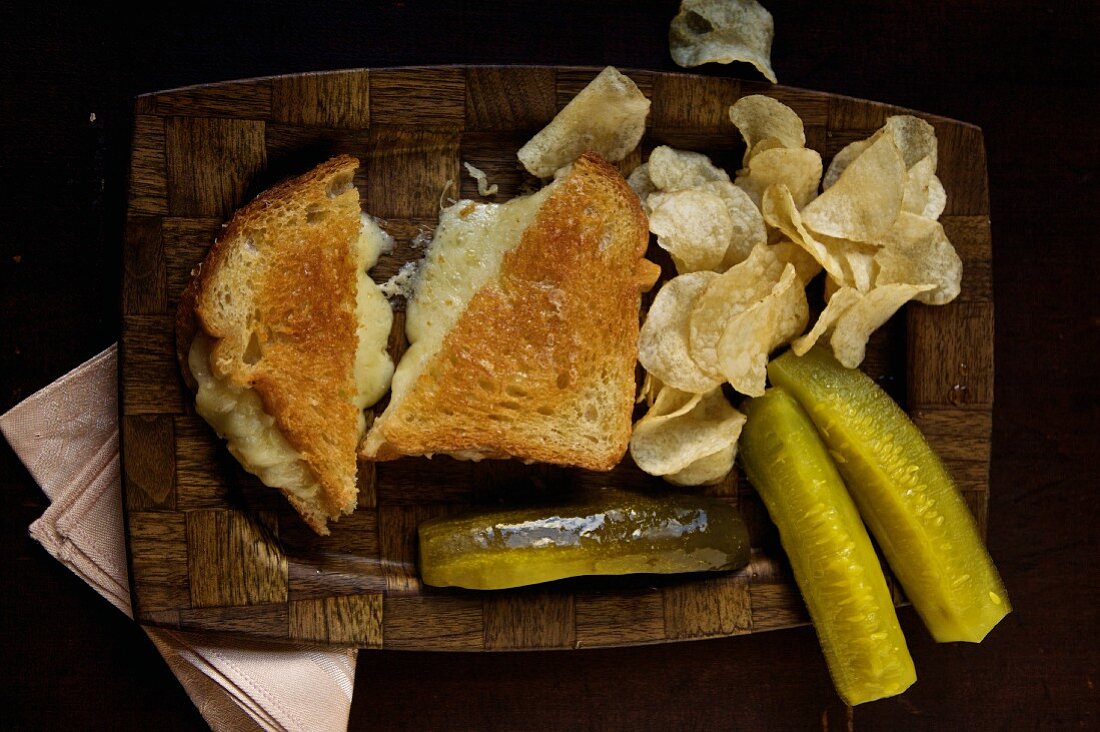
[190,331,320,503]
[191,215,395,501]
[354,214,396,418]
[390,183,557,408]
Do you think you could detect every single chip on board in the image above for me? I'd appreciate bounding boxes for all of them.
[638,271,723,394]
[629,385,746,478]
[669,0,777,83]
[716,263,807,395]
[517,66,650,178]
[649,188,735,273]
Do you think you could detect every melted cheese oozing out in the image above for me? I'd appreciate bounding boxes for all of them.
[354,214,396,423]
[390,183,557,408]
[190,331,321,503]
[191,215,396,502]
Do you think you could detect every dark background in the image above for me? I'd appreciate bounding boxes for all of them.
[1,1,1096,728]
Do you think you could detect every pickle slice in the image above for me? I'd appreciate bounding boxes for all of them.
[418,489,749,590]
[768,346,1010,642]
[741,387,916,705]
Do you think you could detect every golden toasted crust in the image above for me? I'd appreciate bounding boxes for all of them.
[178,155,363,533]
[365,153,655,470]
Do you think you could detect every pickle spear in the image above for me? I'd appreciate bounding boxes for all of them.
[768,346,1009,643]
[741,387,916,706]
[418,489,750,590]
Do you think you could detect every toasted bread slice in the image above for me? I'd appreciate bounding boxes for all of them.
[362,152,658,470]
[178,155,394,534]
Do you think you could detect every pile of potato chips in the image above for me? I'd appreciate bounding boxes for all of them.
[630,95,962,485]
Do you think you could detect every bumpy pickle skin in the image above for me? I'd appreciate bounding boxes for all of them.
[741,387,916,706]
[418,489,749,590]
[767,346,1010,643]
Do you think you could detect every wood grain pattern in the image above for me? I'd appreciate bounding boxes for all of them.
[121,66,992,650]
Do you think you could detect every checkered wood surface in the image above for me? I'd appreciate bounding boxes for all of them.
[120,66,993,649]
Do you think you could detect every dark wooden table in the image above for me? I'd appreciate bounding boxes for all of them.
[1,1,1095,728]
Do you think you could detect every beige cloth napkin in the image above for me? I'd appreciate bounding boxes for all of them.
[1,345,358,732]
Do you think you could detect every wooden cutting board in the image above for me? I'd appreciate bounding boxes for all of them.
[120,65,993,650]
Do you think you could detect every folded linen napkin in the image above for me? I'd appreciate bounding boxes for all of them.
[1,345,357,732]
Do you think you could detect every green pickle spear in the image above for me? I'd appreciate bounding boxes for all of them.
[418,489,750,590]
[741,387,916,705]
[768,346,1010,643]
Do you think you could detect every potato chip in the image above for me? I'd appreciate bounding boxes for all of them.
[629,385,746,476]
[771,240,823,283]
[822,137,875,190]
[638,272,723,393]
[791,286,863,355]
[735,146,823,209]
[648,145,731,191]
[874,213,962,305]
[698,180,767,268]
[823,273,841,302]
[884,115,938,171]
[689,244,785,379]
[517,66,650,178]
[665,441,739,486]
[828,283,933,368]
[729,95,805,166]
[901,156,947,220]
[800,133,906,242]
[627,162,658,201]
[716,263,808,396]
[748,136,787,161]
[762,184,877,290]
[669,0,777,83]
[648,188,734,273]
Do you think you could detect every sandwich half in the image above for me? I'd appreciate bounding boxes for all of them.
[362,152,658,470]
[177,155,394,534]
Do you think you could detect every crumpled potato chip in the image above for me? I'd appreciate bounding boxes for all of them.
[669,0,777,83]
[638,272,723,393]
[716,263,808,395]
[828,283,934,367]
[698,180,767,268]
[649,188,734,273]
[627,162,658,201]
[901,156,946,220]
[665,441,739,486]
[629,385,746,477]
[762,184,877,291]
[649,145,731,191]
[874,212,962,305]
[730,95,806,166]
[735,146,823,209]
[800,133,906,242]
[884,115,938,171]
[517,66,650,178]
[689,244,786,378]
